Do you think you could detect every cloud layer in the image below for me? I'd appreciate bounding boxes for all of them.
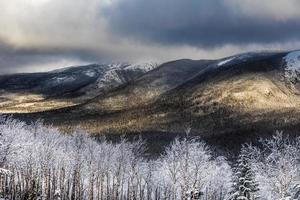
[106,0,300,47]
[0,0,300,73]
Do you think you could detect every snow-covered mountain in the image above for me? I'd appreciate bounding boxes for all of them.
[0,62,158,113]
[3,50,300,138]
[283,50,300,82]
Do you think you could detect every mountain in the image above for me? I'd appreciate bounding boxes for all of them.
[0,62,157,113]
[2,50,300,140]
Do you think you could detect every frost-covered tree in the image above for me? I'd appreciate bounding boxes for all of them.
[230,146,259,200]
[285,184,300,200]
[0,117,234,200]
[205,156,233,200]
[244,132,300,200]
[158,137,232,200]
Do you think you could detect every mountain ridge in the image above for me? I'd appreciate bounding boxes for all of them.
[2,50,300,138]
[0,62,157,113]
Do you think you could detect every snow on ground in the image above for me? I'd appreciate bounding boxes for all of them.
[217,54,254,67]
[283,50,300,80]
[50,76,76,84]
[97,70,123,88]
[84,70,96,77]
[125,62,158,72]
[50,66,75,73]
[104,62,158,72]
[96,62,158,89]
[284,50,300,72]
[95,63,127,89]
[217,57,236,66]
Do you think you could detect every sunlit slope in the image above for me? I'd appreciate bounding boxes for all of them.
[0,63,155,113]
[55,51,300,135]
[7,50,300,136]
[83,59,212,112]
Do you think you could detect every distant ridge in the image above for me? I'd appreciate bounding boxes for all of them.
[2,50,300,139]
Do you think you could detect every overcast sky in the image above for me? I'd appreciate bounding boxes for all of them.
[0,0,300,74]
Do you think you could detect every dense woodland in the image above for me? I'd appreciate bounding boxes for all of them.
[0,117,299,200]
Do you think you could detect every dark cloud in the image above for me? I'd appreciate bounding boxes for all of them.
[0,42,103,74]
[105,0,300,48]
[1,0,300,74]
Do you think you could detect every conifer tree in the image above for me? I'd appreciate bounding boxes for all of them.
[230,146,259,200]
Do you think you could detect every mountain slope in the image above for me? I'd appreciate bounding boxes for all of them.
[4,50,300,137]
[0,63,156,113]
[83,59,213,112]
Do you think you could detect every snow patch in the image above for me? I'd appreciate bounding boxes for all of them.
[53,76,75,83]
[50,76,76,85]
[97,70,123,88]
[217,57,235,66]
[217,54,253,67]
[85,70,96,77]
[284,51,300,70]
[283,50,300,81]
[96,62,158,89]
[237,54,253,61]
[50,66,75,73]
[284,51,300,72]
[125,62,158,72]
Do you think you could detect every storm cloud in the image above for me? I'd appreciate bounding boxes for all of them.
[0,0,300,73]
[105,0,300,47]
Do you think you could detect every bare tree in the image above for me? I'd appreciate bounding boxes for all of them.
[244,132,300,200]
[0,117,235,200]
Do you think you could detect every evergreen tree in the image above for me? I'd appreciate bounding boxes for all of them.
[230,146,259,200]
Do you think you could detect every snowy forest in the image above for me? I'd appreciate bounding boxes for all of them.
[0,117,299,200]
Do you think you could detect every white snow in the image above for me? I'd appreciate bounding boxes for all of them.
[284,51,300,72]
[125,62,158,72]
[103,62,158,72]
[217,57,235,66]
[0,168,12,175]
[94,63,125,89]
[50,66,75,73]
[96,62,158,89]
[51,76,76,84]
[84,70,96,77]
[283,50,300,81]
[97,70,123,88]
[238,53,254,60]
[217,54,254,67]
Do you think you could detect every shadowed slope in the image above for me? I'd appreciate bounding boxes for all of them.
[6,50,300,138]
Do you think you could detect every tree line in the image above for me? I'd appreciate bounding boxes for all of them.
[0,117,299,200]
